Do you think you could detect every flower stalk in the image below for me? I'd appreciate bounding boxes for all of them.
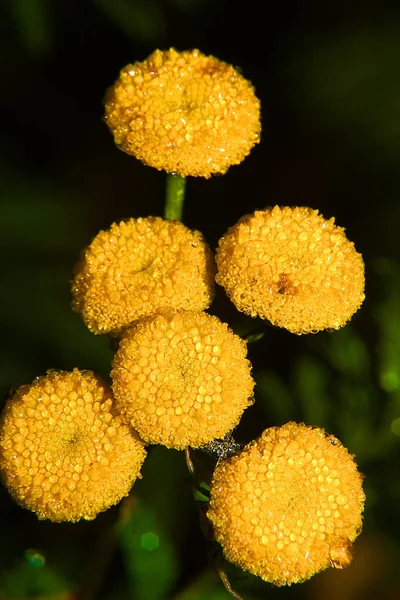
[165,174,186,221]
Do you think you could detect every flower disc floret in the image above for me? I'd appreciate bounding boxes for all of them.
[111,310,254,449]
[72,217,215,335]
[215,206,365,334]
[104,48,261,178]
[0,369,146,522]
[207,422,365,586]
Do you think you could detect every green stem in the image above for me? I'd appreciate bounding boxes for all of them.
[164,174,186,221]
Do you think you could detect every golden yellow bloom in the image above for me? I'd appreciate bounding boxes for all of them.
[0,369,146,522]
[207,422,365,586]
[215,206,365,334]
[72,217,215,335]
[104,48,261,178]
[111,310,254,449]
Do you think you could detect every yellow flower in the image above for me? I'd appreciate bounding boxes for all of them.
[104,48,261,178]
[111,310,254,449]
[72,217,215,336]
[215,206,365,334]
[207,422,365,586]
[0,369,146,522]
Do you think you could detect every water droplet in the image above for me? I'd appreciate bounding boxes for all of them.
[25,549,45,568]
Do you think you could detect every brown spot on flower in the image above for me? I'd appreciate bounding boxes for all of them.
[0,369,146,522]
[72,217,215,335]
[215,206,365,334]
[207,422,365,586]
[275,273,297,296]
[111,310,254,449]
[104,48,261,178]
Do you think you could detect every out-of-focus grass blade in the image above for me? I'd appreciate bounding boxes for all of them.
[284,22,400,164]
[171,568,239,600]
[320,327,370,380]
[117,495,178,600]
[0,182,88,252]
[255,370,295,424]
[293,356,330,428]
[92,0,165,43]
[373,259,400,450]
[11,0,51,57]
[0,552,70,598]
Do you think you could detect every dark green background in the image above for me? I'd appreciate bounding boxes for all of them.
[1,0,400,598]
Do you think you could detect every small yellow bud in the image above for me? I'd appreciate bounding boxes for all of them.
[72,217,215,335]
[104,48,261,177]
[208,422,365,585]
[111,310,254,449]
[0,369,146,522]
[216,206,365,334]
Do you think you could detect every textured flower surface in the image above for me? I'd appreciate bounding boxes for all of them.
[72,217,215,335]
[104,48,261,177]
[207,422,365,586]
[216,206,365,334]
[0,369,146,522]
[111,310,254,449]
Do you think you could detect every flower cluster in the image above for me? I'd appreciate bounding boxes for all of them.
[1,47,366,594]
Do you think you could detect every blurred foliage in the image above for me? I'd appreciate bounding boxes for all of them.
[118,496,178,599]
[284,22,400,165]
[0,557,69,599]
[91,0,166,43]
[10,0,52,57]
[1,0,400,599]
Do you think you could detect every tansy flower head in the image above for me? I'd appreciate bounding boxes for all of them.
[104,48,261,178]
[215,206,365,334]
[0,369,146,522]
[207,422,365,586]
[111,310,254,449]
[72,217,215,336]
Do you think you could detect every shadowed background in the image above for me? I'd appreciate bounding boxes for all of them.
[1,0,400,598]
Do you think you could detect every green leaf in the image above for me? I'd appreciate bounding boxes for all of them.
[245,331,265,344]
